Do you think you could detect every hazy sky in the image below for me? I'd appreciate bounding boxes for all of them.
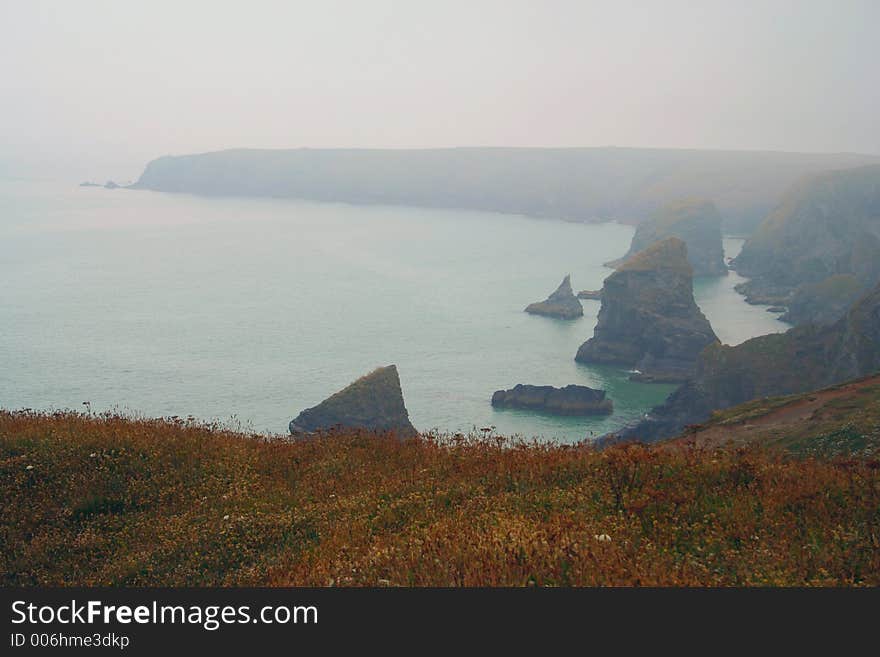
[2,0,878,180]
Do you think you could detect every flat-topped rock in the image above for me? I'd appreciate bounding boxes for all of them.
[576,238,718,382]
[289,365,418,438]
[576,289,602,300]
[491,384,613,416]
[525,274,583,319]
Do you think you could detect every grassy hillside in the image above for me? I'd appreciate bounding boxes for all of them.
[678,375,880,457]
[3,410,878,586]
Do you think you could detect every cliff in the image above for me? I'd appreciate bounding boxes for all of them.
[611,282,880,443]
[732,164,880,324]
[524,275,583,319]
[491,384,613,416]
[606,198,727,276]
[575,238,718,382]
[289,365,418,438]
[780,274,865,326]
[669,374,880,458]
[131,147,879,233]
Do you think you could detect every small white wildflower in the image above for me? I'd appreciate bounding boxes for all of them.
[594,533,612,543]
[223,514,230,521]
[378,578,391,586]
[89,453,97,458]
[25,465,34,470]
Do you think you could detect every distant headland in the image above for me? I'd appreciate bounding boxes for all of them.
[127,147,879,233]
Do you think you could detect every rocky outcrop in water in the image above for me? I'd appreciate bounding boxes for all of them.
[491,384,613,416]
[576,289,602,300]
[575,238,718,382]
[732,165,880,325]
[289,365,418,438]
[606,199,727,276]
[525,275,583,319]
[609,282,880,444]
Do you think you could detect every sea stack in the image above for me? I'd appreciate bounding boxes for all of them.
[606,199,727,277]
[525,275,583,319]
[491,384,613,416]
[576,237,718,382]
[289,365,418,438]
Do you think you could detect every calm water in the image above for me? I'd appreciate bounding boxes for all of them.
[0,181,786,441]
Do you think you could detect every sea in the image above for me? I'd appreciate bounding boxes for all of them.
[0,180,787,441]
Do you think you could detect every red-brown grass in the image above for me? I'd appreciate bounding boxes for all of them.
[2,410,878,586]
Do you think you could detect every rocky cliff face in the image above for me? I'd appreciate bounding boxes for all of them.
[780,274,865,326]
[491,384,613,416]
[732,164,880,325]
[289,365,418,438]
[525,275,583,319]
[829,283,880,382]
[606,199,727,276]
[576,238,718,382]
[611,282,880,443]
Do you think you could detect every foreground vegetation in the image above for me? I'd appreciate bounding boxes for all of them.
[2,410,879,586]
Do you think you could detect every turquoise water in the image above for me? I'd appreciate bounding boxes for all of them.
[0,181,786,441]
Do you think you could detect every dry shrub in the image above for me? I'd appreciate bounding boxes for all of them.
[2,410,878,586]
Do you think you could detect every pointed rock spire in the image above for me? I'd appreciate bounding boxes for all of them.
[289,365,418,438]
[525,274,583,319]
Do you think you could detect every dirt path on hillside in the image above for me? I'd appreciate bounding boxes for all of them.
[678,375,880,450]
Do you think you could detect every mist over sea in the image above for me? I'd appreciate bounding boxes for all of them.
[0,181,785,441]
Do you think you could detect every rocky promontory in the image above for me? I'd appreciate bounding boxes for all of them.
[576,238,718,382]
[606,199,727,277]
[609,281,880,444]
[525,275,583,319]
[491,384,613,416]
[732,164,880,325]
[131,147,880,233]
[289,365,418,438]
